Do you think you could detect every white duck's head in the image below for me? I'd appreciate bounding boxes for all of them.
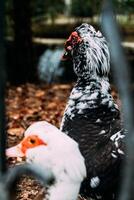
[6,121,86,200]
[62,23,110,80]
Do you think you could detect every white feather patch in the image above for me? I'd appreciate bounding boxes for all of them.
[90,176,100,188]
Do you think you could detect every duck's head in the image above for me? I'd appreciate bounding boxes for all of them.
[62,23,110,79]
[6,121,54,160]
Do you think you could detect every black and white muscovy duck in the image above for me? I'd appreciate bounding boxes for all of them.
[6,121,86,200]
[61,23,126,200]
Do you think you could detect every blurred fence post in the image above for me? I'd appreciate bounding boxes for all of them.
[102,0,134,200]
[0,0,7,174]
[12,0,34,83]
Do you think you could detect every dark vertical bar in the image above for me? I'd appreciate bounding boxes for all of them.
[101,0,134,200]
[0,0,7,173]
[12,0,34,83]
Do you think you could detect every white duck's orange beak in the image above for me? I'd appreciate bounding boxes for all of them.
[6,144,25,158]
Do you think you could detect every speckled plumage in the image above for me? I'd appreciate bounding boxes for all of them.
[61,23,125,200]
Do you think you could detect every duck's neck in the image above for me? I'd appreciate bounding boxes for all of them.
[46,181,80,200]
[76,76,110,96]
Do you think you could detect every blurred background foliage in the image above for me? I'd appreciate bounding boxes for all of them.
[4,0,134,84]
[71,0,101,18]
[31,0,65,22]
[5,0,134,37]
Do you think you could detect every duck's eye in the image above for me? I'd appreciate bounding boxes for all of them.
[72,36,77,41]
[29,138,36,144]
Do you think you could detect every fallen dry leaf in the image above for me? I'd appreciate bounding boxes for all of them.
[7,127,25,136]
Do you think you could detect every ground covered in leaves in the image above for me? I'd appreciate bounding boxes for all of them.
[6,83,119,200]
[6,83,73,200]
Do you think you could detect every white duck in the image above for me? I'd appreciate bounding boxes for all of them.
[6,121,86,200]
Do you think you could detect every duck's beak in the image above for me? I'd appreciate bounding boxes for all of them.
[61,46,72,61]
[6,144,25,158]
